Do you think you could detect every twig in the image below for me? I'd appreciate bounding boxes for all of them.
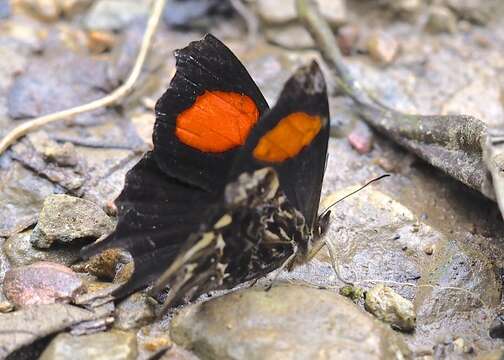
[296,0,494,200]
[295,0,371,106]
[0,0,167,156]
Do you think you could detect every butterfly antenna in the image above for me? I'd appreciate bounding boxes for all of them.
[318,174,390,219]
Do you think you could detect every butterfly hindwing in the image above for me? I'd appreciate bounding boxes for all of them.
[153,34,269,193]
[81,152,216,296]
[231,61,330,229]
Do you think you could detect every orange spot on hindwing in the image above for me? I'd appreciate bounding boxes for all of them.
[253,112,322,163]
[175,90,259,152]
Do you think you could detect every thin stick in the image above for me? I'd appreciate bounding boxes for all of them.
[295,0,372,106]
[0,0,167,156]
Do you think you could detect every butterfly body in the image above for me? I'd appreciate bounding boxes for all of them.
[81,34,330,312]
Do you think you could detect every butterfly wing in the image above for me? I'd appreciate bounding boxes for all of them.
[153,34,269,192]
[148,62,330,311]
[232,60,330,229]
[81,34,268,297]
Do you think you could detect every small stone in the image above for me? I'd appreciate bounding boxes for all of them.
[3,230,80,267]
[367,33,399,65]
[445,0,498,25]
[84,0,150,31]
[87,30,116,54]
[385,0,422,18]
[373,157,397,173]
[39,330,138,360]
[73,248,129,281]
[337,24,360,56]
[347,121,374,154]
[114,292,155,330]
[0,301,14,313]
[339,285,364,303]
[256,0,346,27]
[30,194,115,249]
[425,6,458,34]
[316,0,347,28]
[489,314,504,339]
[265,25,314,50]
[423,244,435,256]
[143,337,172,353]
[3,261,86,308]
[256,0,297,24]
[453,337,472,354]
[42,141,79,167]
[365,283,416,332]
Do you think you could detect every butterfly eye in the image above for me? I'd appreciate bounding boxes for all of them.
[210,257,216,263]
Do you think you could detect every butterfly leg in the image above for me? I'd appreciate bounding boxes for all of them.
[265,242,298,291]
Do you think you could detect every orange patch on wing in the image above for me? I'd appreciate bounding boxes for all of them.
[175,90,259,152]
[253,112,321,163]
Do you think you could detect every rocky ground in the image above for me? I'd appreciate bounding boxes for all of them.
[0,0,504,359]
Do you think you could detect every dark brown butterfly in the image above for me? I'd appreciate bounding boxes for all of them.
[81,34,330,313]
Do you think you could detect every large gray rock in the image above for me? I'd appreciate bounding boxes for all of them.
[170,284,410,360]
[30,194,115,249]
[0,304,96,358]
[3,230,80,267]
[39,330,138,360]
[414,237,502,350]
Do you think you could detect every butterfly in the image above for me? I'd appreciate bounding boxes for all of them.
[81,34,330,312]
